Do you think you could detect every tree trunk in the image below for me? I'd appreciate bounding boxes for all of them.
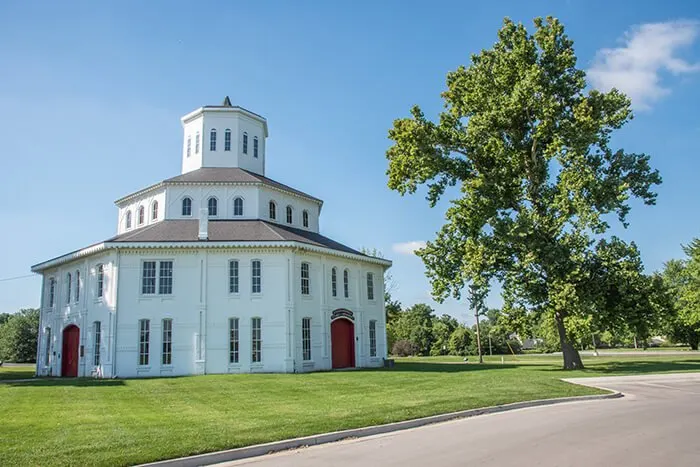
[554,312,584,370]
[688,332,699,351]
[474,310,483,364]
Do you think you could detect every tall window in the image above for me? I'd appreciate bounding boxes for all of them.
[162,318,172,365]
[369,320,377,357]
[251,260,261,294]
[159,261,173,295]
[331,267,337,297]
[208,197,218,216]
[302,317,311,361]
[269,201,276,220]
[242,132,248,154]
[301,262,310,295]
[253,136,259,158]
[126,211,132,229]
[343,269,349,298]
[251,317,262,362]
[141,260,173,295]
[286,205,293,224]
[66,272,72,304]
[48,277,56,307]
[182,197,192,216]
[151,201,158,220]
[96,264,104,298]
[138,206,145,225]
[303,210,309,228]
[44,328,51,366]
[75,270,80,302]
[224,129,231,151]
[228,260,239,293]
[233,197,243,216]
[210,129,217,151]
[229,317,239,363]
[195,132,200,153]
[367,272,374,300]
[93,321,101,366]
[187,136,191,157]
[138,319,150,366]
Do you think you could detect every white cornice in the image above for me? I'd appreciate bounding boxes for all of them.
[31,241,391,273]
[181,106,269,137]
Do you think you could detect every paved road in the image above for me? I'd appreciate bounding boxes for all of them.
[217,374,700,467]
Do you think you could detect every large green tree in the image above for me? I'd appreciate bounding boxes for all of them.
[661,243,700,350]
[385,17,661,369]
[0,308,40,363]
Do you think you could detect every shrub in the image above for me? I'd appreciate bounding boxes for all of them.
[392,339,417,357]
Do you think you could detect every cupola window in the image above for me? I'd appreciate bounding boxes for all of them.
[210,129,217,151]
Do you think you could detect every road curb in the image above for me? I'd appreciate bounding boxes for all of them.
[140,389,622,467]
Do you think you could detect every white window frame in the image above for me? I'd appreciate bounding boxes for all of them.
[208,197,218,217]
[367,272,375,301]
[253,136,259,158]
[343,269,349,299]
[301,262,310,295]
[96,265,104,299]
[75,270,80,302]
[369,320,377,357]
[151,201,158,221]
[251,259,262,294]
[182,197,192,217]
[138,319,150,366]
[210,128,217,151]
[161,318,172,366]
[242,132,248,154]
[228,259,239,294]
[224,129,231,151]
[302,317,311,361]
[141,260,173,296]
[48,277,56,308]
[66,272,72,305]
[187,136,191,157]
[286,205,293,224]
[331,267,337,298]
[303,210,309,228]
[126,210,132,229]
[269,201,277,220]
[93,321,101,366]
[251,317,262,362]
[138,206,145,225]
[44,327,51,366]
[195,132,200,154]
[233,197,243,216]
[229,317,239,364]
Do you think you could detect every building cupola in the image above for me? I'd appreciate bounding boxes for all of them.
[180,96,269,176]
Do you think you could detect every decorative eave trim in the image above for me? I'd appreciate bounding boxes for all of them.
[31,241,391,273]
[180,106,269,137]
[114,182,165,206]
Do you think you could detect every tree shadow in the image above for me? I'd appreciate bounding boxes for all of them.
[4,377,126,388]
[574,359,700,375]
[377,362,531,373]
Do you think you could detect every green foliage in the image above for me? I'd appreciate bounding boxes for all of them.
[447,326,473,356]
[660,246,700,350]
[385,17,661,369]
[0,308,39,363]
[391,339,417,357]
[430,314,459,355]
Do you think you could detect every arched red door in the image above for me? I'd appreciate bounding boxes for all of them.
[331,318,355,369]
[61,325,80,377]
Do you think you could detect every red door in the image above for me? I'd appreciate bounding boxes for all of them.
[61,325,80,377]
[331,318,355,369]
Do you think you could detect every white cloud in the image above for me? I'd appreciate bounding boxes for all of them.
[588,20,700,110]
[392,241,427,255]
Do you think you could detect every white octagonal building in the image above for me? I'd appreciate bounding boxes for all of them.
[31,97,391,378]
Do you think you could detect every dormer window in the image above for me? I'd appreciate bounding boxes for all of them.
[224,129,231,151]
[138,206,145,225]
[182,197,192,216]
[151,201,158,221]
[125,210,132,229]
[269,201,276,220]
[233,197,243,216]
[303,210,309,228]
[210,129,217,151]
[208,197,218,217]
[253,137,259,158]
[195,132,200,154]
[286,206,293,224]
[242,132,248,154]
[187,136,191,157]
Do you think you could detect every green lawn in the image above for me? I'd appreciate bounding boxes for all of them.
[2,356,699,466]
[0,365,35,381]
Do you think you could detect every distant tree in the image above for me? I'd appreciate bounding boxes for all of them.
[0,308,40,363]
[430,314,459,355]
[390,303,436,356]
[385,17,661,369]
[661,249,700,350]
[0,313,11,327]
[392,339,417,357]
[448,326,473,356]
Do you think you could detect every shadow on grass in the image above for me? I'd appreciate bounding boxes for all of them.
[380,362,531,373]
[4,378,126,388]
[575,359,700,375]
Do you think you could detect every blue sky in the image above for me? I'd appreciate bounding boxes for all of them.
[1,1,699,324]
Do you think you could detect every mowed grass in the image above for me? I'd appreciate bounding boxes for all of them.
[0,364,35,380]
[2,355,699,466]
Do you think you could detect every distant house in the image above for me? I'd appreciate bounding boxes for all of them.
[31,97,391,378]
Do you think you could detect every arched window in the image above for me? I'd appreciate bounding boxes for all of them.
[343,269,349,298]
[367,272,374,300]
[208,197,218,217]
[182,197,192,216]
[151,201,158,220]
[125,210,132,229]
[331,267,337,297]
[187,136,191,157]
[233,197,243,216]
[138,206,145,225]
[253,136,259,158]
[66,272,72,304]
[224,129,231,151]
[303,210,309,228]
[48,277,56,307]
[93,321,101,366]
[210,129,217,151]
[286,205,293,224]
[96,264,104,299]
[242,132,248,154]
[44,327,51,366]
[75,270,80,302]
[269,201,277,220]
[301,262,310,295]
[251,260,262,294]
[195,132,200,154]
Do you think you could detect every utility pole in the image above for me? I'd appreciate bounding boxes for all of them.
[489,333,493,356]
[474,308,483,364]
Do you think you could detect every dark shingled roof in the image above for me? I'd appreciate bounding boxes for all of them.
[163,168,321,202]
[107,220,364,255]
